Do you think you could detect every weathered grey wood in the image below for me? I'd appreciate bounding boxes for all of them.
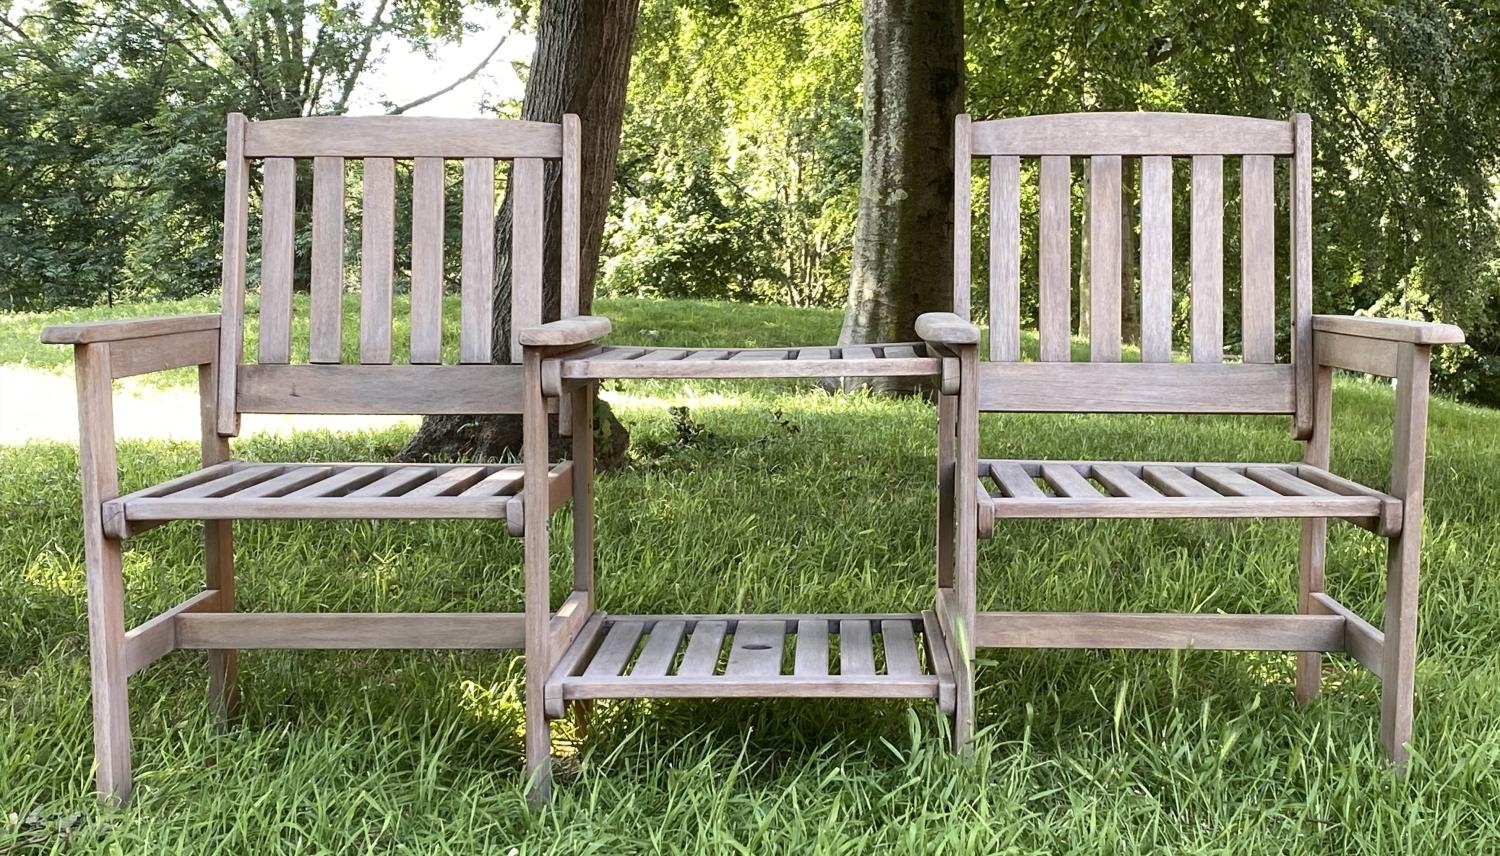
[1040,462,1100,498]
[403,465,488,498]
[796,348,833,361]
[725,620,785,677]
[1309,592,1383,679]
[217,113,249,435]
[244,116,563,158]
[1316,330,1400,377]
[226,465,335,499]
[1298,363,1333,704]
[914,313,979,345]
[517,315,611,346]
[839,620,876,676]
[348,466,439,498]
[460,157,496,363]
[683,349,730,361]
[73,343,131,804]
[794,619,829,676]
[1383,343,1430,766]
[629,620,685,677]
[975,612,1345,651]
[971,113,1294,156]
[881,620,922,677]
[1090,463,1161,499]
[1141,465,1219,498]
[1291,113,1315,439]
[547,610,606,686]
[359,157,396,364]
[989,154,1021,360]
[976,362,1296,413]
[199,358,237,724]
[559,675,940,700]
[236,364,524,415]
[258,157,296,364]
[170,465,282,499]
[1090,155,1123,361]
[1194,465,1280,498]
[521,346,551,799]
[107,330,218,380]
[505,461,575,536]
[570,382,595,603]
[583,620,646,677]
[1139,156,1173,362]
[1311,314,1465,345]
[921,610,956,714]
[1297,464,1402,536]
[561,114,581,318]
[548,592,593,672]
[309,156,345,364]
[557,349,939,381]
[1190,155,1223,363]
[1244,466,1337,497]
[677,620,728,676]
[990,462,1045,499]
[1241,154,1276,363]
[175,612,526,649]
[1038,155,1072,362]
[510,158,545,362]
[458,466,526,498]
[953,113,972,318]
[409,157,445,364]
[122,590,219,676]
[42,314,222,345]
[283,465,384,498]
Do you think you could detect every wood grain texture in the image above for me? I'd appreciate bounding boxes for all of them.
[1190,155,1223,363]
[1382,343,1431,766]
[1038,156,1072,361]
[122,590,218,677]
[175,613,525,649]
[839,620,875,676]
[630,620,685,678]
[107,330,218,380]
[677,620,727,676]
[1240,155,1276,363]
[1139,156,1174,362]
[1315,330,1400,377]
[245,116,563,158]
[989,154,1021,359]
[561,114,581,318]
[726,620,784,677]
[1089,155,1123,361]
[517,315,611,346]
[257,157,296,364]
[460,158,496,363]
[976,362,1295,413]
[309,156,345,364]
[409,157,445,364]
[974,612,1345,651]
[43,314,221,345]
[1311,314,1465,345]
[236,364,524,415]
[915,312,980,345]
[359,158,396,364]
[795,619,829,676]
[510,158,545,362]
[953,113,972,318]
[971,112,1294,156]
[217,113,249,435]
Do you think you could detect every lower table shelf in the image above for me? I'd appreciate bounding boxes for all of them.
[545,612,955,716]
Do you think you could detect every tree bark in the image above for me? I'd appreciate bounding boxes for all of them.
[837,0,963,395]
[400,0,638,463]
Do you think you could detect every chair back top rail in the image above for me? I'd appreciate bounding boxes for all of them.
[956,111,1312,425]
[215,113,580,434]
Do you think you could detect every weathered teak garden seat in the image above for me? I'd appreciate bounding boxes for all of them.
[918,112,1463,761]
[43,114,596,804]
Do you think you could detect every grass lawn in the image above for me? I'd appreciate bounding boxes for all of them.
[2,296,1499,852]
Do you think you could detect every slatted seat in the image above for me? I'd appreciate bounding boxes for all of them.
[920,111,1464,768]
[977,461,1400,532]
[552,342,942,382]
[42,113,602,806]
[544,613,955,716]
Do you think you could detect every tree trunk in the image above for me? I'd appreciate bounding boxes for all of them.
[400,0,638,463]
[837,0,963,394]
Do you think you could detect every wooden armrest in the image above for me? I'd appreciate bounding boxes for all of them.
[518,315,612,347]
[1312,314,1464,346]
[915,312,980,346]
[41,314,222,345]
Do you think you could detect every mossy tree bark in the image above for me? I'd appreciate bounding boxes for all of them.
[400,0,639,464]
[836,0,964,395]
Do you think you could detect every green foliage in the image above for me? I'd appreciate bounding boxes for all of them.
[3,298,1500,850]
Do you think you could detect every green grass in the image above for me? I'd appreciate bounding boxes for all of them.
[4,297,1500,852]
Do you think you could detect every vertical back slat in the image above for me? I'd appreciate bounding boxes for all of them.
[1139,156,1173,362]
[460,157,495,364]
[953,114,972,319]
[560,114,581,319]
[1241,154,1276,363]
[989,155,1021,361]
[258,157,296,364]
[216,113,249,435]
[510,158,544,363]
[309,156,344,364]
[1038,155,1072,362]
[1089,155,1122,361]
[1190,155,1224,363]
[359,157,395,364]
[1291,114,1314,438]
[409,157,445,364]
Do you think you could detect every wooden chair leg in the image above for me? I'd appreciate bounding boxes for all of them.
[205,520,239,723]
[1295,518,1326,705]
[1380,531,1419,766]
[85,529,132,805]
[572,383,595,611]
[523,350,552,807]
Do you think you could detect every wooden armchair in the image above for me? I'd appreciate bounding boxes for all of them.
[42,114,603,805]
[926,112,1462,763]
